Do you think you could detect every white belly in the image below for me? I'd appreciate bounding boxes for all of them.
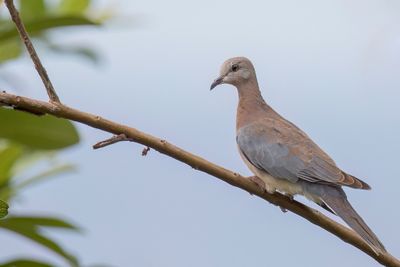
[238,148,304,197]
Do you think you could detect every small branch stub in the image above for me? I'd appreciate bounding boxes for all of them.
[93,134,134,149]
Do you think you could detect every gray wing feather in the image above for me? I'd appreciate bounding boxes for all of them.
[237,119,345,186]
[237,125,304,183]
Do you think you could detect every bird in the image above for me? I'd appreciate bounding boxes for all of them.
[210,56,385,254]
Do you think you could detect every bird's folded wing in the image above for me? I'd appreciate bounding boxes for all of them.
[236,118,365,188]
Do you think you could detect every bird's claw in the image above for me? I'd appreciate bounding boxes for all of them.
[280,194,294,213]
[248,176,266,192]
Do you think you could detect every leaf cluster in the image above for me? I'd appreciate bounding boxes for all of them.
[0,0,105,64]
[0,1,110,266]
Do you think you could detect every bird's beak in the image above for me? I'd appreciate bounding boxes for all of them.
[210,76,224,90]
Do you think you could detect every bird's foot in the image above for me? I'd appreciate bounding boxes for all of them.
[280,194,294,213]
[248,176,266,192]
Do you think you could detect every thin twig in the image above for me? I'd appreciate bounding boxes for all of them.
[4,0,60,103]
[93,134,134,149]
[0,91,398,267]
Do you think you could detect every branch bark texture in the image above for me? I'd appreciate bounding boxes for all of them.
[0,92,399,267]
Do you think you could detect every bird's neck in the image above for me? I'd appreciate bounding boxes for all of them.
[236,82,274,130]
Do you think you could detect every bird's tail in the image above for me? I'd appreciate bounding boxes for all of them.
[319,188,386,254]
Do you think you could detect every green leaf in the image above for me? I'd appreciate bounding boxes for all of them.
[0,144,23,186]
[0,199,8,218]
[0,216,80,266]
[0,163,75,202]
[59,0,90,15]
[0,108,80,150]
[20,0,46,21]
[10,150,57,176]
[0,15,100,43]
[1,216,80,230]
[0,38,22,63]
[0,258,53,267]
[0,149,56,200]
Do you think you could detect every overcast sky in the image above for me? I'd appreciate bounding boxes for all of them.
[2,0,400,266]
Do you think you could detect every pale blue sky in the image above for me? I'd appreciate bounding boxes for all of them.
[2,0,400,266]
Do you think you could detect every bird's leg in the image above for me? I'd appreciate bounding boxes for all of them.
[248,176,266,192]
[248,176,292,213]
[248,176,293,213]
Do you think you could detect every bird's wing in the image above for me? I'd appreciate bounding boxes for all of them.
[237,118,369,189]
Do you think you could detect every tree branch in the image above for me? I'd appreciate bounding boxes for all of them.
[1,1,398,265]
[0,91,399,267]
[4,0,60,103]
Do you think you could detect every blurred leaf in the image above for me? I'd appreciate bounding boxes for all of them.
[0,143,73,201]
[17,164,76,191]
[0,187,16,203]
[0,108,80,150]
[8,150,55,176]
[0,216,79,266]
[0,199,8,218]
[59,0,90,15]
[0,163,75,201]
[0,38,22,63]
[0,258,53,267]
[0,144,23,186]
[0,163,76,202]
[0,15,100,43]
[1,216,80,230]
[20,0,46,21]
[48,43,100,63]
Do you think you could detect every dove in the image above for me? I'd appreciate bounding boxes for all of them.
[210,56,385,254]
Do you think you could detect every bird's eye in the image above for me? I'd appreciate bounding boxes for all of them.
[231,64,239,72]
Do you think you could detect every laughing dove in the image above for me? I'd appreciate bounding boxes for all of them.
[210,57,385,254]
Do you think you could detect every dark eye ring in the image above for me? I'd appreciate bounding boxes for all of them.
[231,64,239,72]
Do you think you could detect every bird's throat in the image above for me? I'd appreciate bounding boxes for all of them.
[236,85,270,130]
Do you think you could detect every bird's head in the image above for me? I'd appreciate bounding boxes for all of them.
[210,57,256,90]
